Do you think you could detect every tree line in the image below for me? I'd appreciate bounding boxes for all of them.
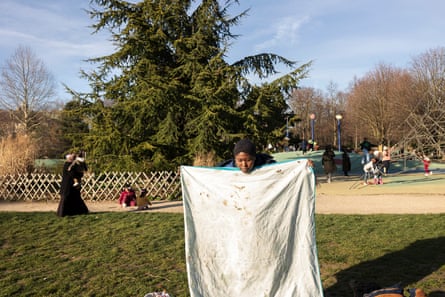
[289,47,445,159]
[0,0,444,174]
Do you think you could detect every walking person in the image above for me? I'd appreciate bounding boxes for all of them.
[57,153,89,217]
[321,145,336,183]
[300,139,307,155]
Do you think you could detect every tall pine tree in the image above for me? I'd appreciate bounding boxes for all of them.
[79,0,310,171]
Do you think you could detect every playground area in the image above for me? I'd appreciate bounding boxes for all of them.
[273,149,445,177]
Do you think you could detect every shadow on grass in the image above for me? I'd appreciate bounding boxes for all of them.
[325,237,445,297]
[124,201,183,212]
[146,201,183,211]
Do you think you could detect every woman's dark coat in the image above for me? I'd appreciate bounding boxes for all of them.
[57,161,89,217]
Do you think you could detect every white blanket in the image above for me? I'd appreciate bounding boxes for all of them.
[181,160,324,297]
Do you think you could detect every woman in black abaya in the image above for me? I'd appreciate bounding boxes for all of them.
[57,154,89,217]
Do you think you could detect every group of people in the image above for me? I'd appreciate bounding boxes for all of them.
[118,184,152,210]
[57,150,154,217]
[336,137,432,184]
[320,138,392,185]
[361,139,391,185]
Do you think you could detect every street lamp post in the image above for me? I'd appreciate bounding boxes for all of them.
[285,116,289,140]
[310,113,315,142]
[335,114,343,152]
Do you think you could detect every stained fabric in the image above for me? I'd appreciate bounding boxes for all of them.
[181,160,324,297]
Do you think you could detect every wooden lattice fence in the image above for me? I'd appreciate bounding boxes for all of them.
[0,171,181,201]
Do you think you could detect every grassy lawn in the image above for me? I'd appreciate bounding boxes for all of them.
[1,212,444,297]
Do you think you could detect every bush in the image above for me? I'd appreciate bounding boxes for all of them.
[0,134,38,175]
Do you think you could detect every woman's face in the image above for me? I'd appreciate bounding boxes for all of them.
[234,152,256,173]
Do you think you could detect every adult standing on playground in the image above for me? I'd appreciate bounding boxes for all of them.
[382,146,391,175]
[322,145,336,183]
[57,153,89,217]
[359,137,372,165]
[342,149,351,176]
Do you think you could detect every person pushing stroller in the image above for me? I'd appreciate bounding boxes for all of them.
[363,157,384,185]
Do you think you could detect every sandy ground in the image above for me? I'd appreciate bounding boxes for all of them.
[1,173,444,214]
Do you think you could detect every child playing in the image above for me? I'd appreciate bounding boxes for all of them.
[422,155,432,176]
[137,188,152,210]
[363,158,383,185]
[363,158,375,185]
[118,184,137,208]
[373,159,384,185]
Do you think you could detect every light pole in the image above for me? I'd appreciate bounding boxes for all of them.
[285,116,290,140]
[335,114,343,152]
[310,113,315,142]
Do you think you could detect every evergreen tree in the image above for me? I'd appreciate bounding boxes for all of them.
[79,0,310,171]
[61,99,90,154]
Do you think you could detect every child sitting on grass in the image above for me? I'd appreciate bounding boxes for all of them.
[118,183,136,208]
[137,188,152,210]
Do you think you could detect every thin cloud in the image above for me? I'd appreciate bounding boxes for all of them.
[253,16,311,53]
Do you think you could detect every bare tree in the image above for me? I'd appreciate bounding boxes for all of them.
[404,47,445,158]
[347,63,415,149]
[0,45,56,135]
[325,82,349,148]
[289,87,324,142]
[289,85,350,149]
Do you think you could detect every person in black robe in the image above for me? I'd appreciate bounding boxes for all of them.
[57,153,89,217]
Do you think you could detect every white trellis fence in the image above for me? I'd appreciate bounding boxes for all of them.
[0,171,181,201]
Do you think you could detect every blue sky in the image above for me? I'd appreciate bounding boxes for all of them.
[1,0,444,102]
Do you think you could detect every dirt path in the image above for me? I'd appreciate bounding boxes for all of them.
[1,173,444,214]
[0,200,185,214]
[1,194,444,215]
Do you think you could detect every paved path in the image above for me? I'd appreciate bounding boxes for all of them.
[1,194,444,214]
[315,194,445,214]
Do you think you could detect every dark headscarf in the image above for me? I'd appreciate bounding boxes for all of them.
[233,139,256,156]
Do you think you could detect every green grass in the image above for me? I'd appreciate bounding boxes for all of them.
[1,212,444,297]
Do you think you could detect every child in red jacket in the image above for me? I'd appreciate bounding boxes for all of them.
[422,155,432,176]
[118,184,136,207]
